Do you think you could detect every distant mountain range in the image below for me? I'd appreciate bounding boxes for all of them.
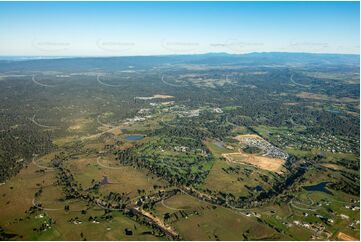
[0,52,359,60]
[0,52,358,72]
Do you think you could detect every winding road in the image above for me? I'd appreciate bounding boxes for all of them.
[96,74,123,87]
[32,74,57,87]
[290,73,309,87]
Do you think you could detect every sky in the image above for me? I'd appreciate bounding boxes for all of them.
[0,1,359,56]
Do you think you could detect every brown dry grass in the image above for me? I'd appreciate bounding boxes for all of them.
[109,127,122,136]
[321,163,342,170]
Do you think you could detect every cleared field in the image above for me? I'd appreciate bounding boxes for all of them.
[67,117,93,132]
[153,193,205,217]
[222,152,284,173]
[234,134,263,141]
[172,205,279,240]
[337,231,358,241]
[65,156,168,199]
[52,135,80,146]
[0,162,57,223]
[202,158,249,197]
[135,94,175,100]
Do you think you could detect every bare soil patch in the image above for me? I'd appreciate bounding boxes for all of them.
[234,134,263,141]
[135,94,174,100]
[222,152,284,173]
[337,232,358,241]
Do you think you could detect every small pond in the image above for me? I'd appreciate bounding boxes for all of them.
[303,182,333,195]
[246,185,264,192]
[126,135,144,141]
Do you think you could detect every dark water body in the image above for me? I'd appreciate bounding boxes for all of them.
[254,185,263,192]
[246,185,264,192]
[126,135,144,141]
[303,182,333,195]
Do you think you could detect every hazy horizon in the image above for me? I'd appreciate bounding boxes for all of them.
[0,1,359,56]
[0,51,360,60]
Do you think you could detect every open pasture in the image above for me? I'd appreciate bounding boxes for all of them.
[64,156,168,199]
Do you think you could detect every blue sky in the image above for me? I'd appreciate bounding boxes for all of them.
[0,1,359,56]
